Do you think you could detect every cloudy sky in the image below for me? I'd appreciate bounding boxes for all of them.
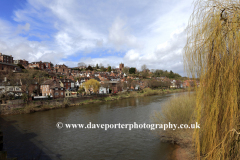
[0,0,194,76]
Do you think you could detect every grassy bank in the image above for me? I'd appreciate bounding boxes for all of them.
[153,92,196,159]
[0,88,188,115]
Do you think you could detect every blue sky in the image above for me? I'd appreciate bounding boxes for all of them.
[0,0,194,76]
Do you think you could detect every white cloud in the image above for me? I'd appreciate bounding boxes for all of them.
[108,17,139,50]
[17,23,30,33]
[0,0,194,76]
[124,49,140,61]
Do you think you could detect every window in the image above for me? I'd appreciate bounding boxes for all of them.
[9,88,13,91]
[61,92,63,95]
[16,88,19,91]
[55,92,59,96]
[66,93,67,96]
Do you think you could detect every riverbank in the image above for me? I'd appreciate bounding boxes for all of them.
[153,92,196,160]
[0,88,190,115]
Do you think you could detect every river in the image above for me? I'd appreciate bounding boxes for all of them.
[0,92,188,160]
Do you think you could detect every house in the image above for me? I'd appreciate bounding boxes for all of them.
[60,78,74,90]
[170,80,177,88]
[0,78,22,97]
[55,64,71,75]
[14,59,29,68]
[99,86,109,94]
[75,80,80,88]
[40,79,65,99]
[0,53,13,64]
[21,81,39,97]
[28,61,46,70]
[101,81,121,93]
[182,80,197,88]
[0,62,19,72]
[65,90,77,98]
[43,62,53,70]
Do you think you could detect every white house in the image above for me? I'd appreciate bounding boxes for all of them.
[75,80,80,88]
[99,86,109,94]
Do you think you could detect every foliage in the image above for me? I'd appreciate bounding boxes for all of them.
[107,66,111,72]
[142,79,171,89]
[142,72,149,79]
[17,64,25,69]
[141,64,147,72]
[77,87,85,93]
[152,69,181,79]
[78,62,86,68]
[129,67,136,74]
[100,66,106,72]
[122,67,129,75]
[184,0,240,159]
[84,79,100,93]
[153,93,196,146]
[126,78,133,89]
[86,65,93,71]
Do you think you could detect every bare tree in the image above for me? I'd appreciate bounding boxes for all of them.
[78,62,86,68]
[131,80,138,90]
[122,67,129,75]
[141,64,147,72]
[127,78,133,89]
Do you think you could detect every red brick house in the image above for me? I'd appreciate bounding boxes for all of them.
[60,78,73,90]
[14,59,29,67]
[29,61,46,70]
[0,62,16,71]
[55,64,71,75]
[40,79,65,99]
[43,62,53,70]
[0,53,13,64]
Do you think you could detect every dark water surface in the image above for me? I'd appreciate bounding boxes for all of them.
[0,92,188,160]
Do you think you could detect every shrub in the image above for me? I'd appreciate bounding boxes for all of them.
[153,93,196,144]
[24,104,35,113]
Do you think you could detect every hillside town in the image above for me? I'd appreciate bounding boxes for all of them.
[0,52,197,102]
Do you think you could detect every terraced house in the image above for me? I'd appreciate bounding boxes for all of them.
[28,61,45,70]
[40,79,65,99]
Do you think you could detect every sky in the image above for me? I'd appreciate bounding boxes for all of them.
[0,0,194,76]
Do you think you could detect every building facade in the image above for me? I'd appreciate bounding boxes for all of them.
[0,53,13,64]
[119,63,124,71]
[29,61,46,70]
[41,79,65,99]
[14,59,29,68]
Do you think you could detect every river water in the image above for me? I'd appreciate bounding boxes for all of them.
[0,92,187,160]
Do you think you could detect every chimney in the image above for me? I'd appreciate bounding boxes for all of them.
[0,53,2,56]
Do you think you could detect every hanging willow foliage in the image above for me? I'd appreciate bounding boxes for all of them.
[184,0,240,159]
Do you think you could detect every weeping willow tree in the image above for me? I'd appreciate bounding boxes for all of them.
[84,79,101,94]
[184,0,240,159]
